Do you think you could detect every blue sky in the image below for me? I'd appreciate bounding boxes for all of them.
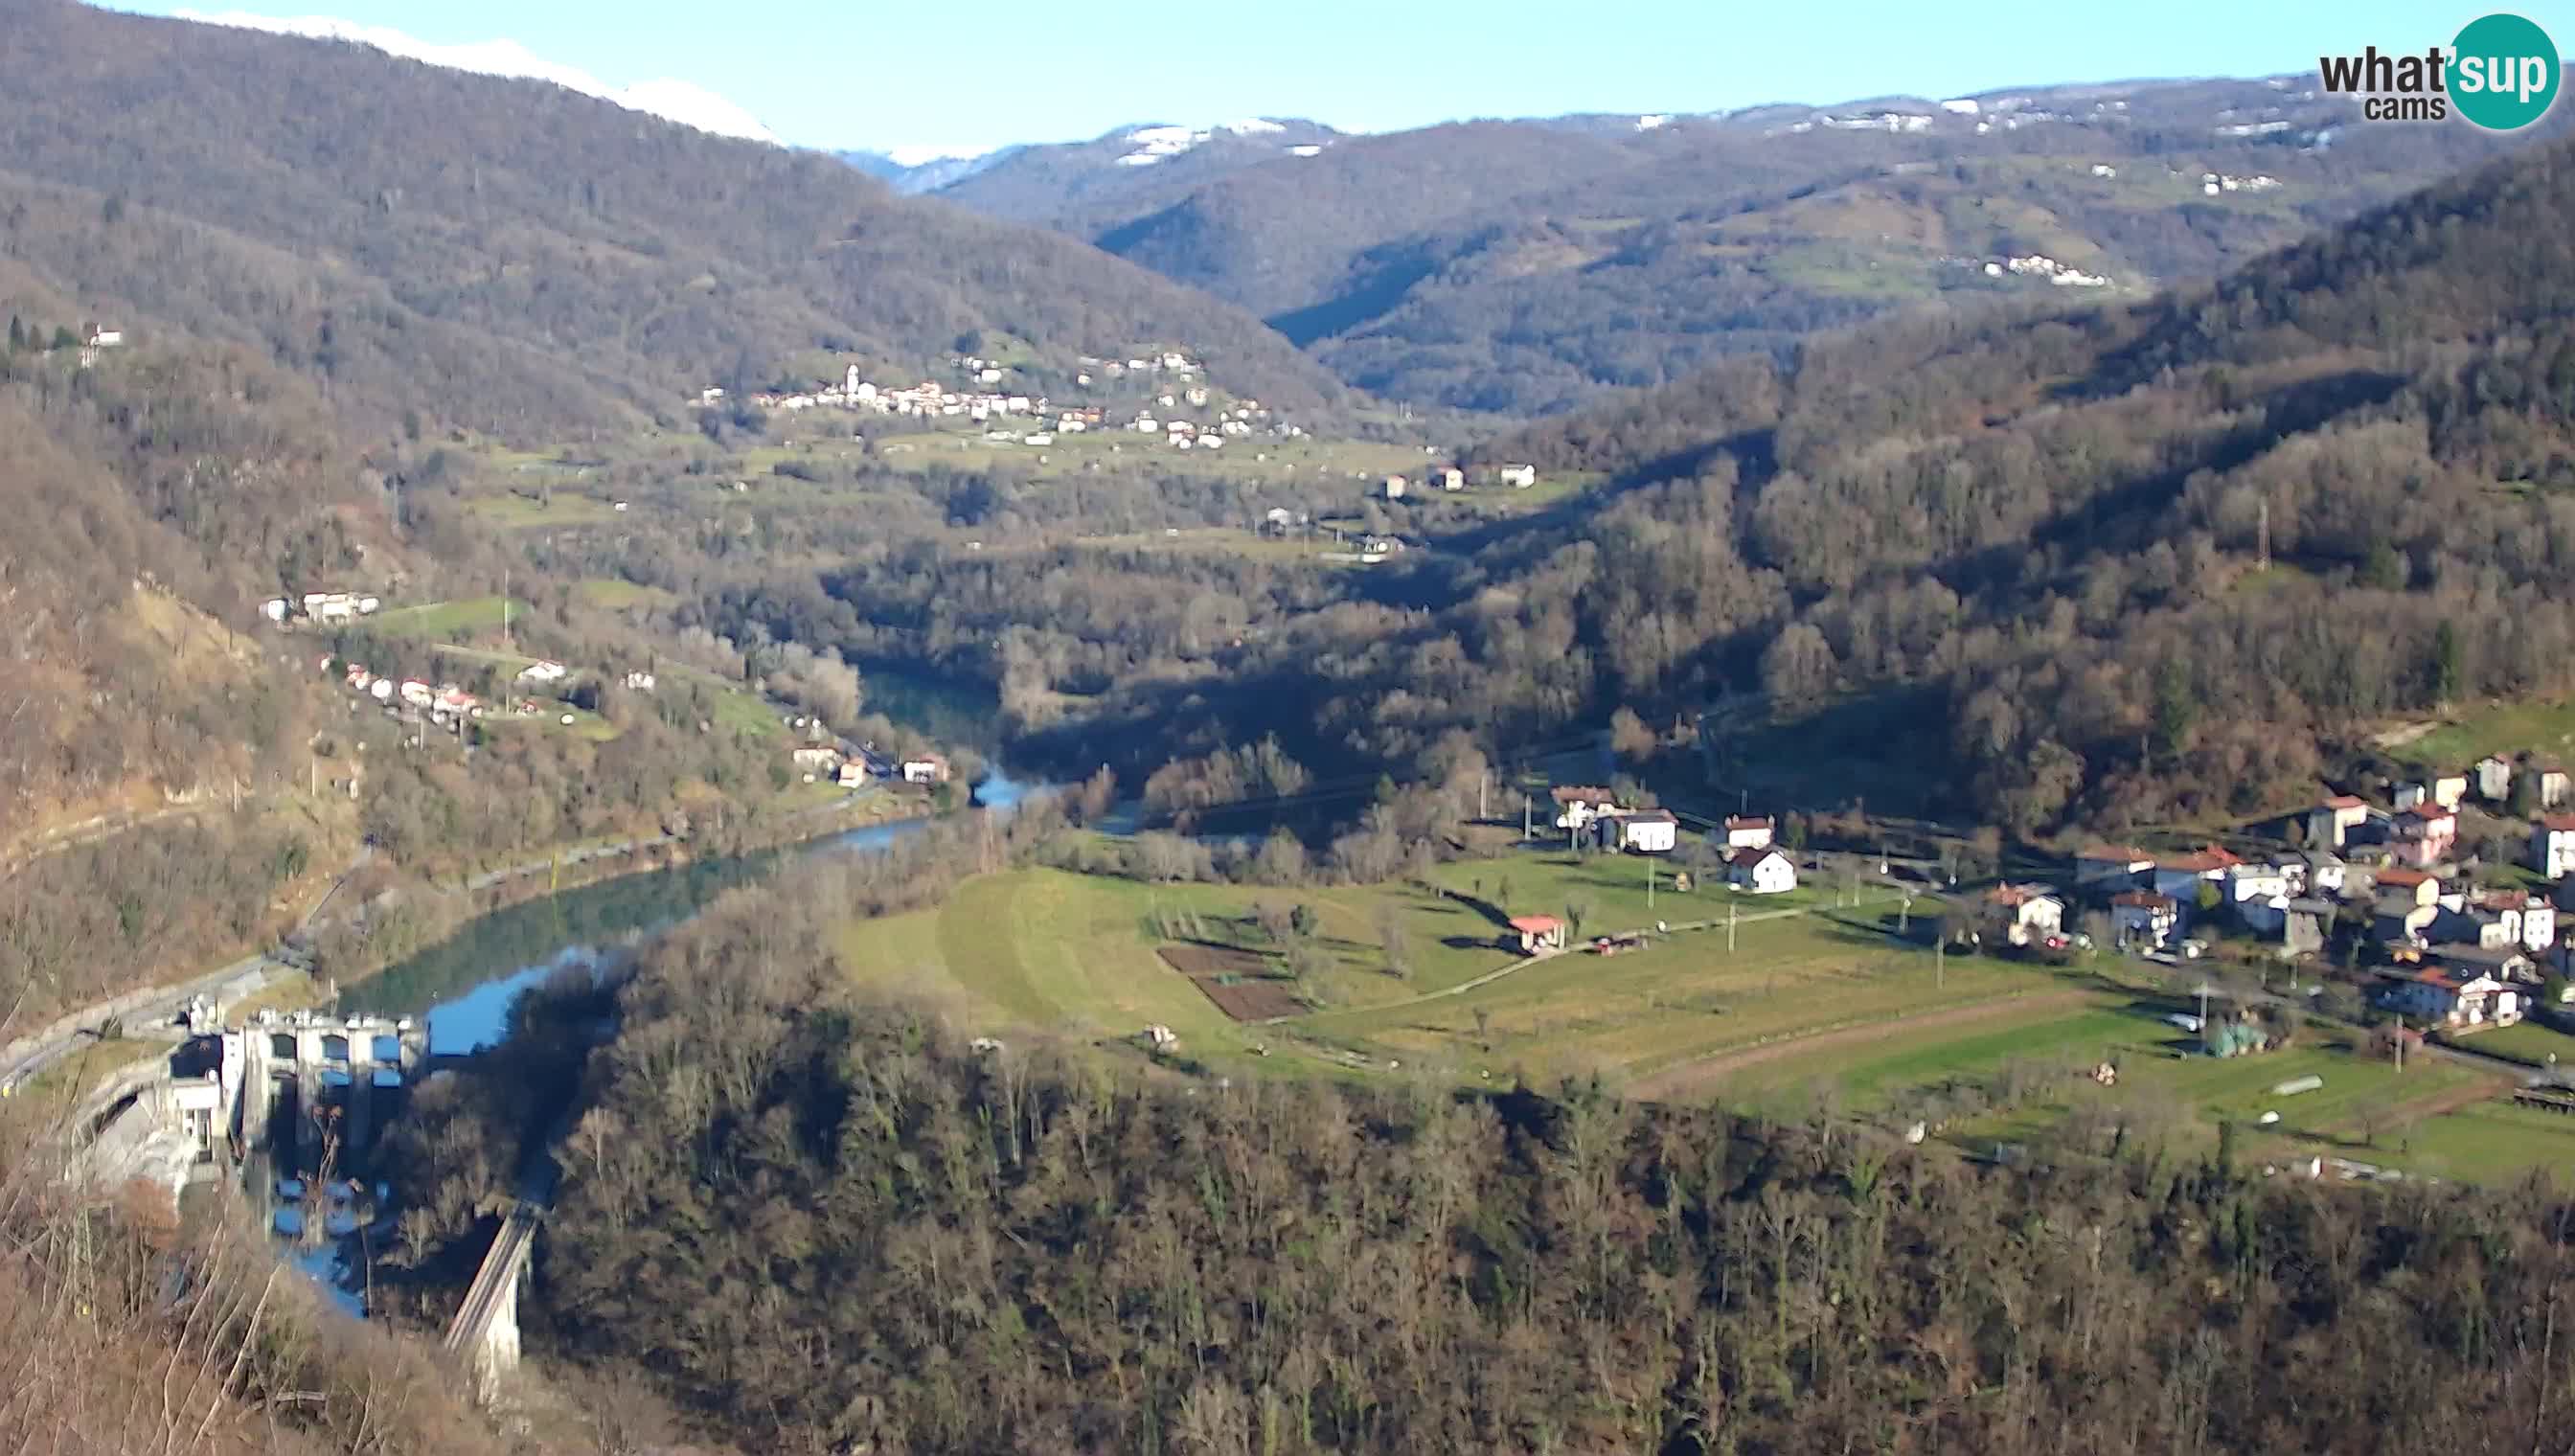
[120,0,2575,154]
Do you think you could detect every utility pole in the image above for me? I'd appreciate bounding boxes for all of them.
[1646,855,1655,911]
[1522,792,1532,841]
[2256,497,2270,572]
[1480,771,1489,822]
[1728,898,1738,955]
[503,567,513,649]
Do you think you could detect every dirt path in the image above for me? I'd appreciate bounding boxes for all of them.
[1629,989,2096,1102]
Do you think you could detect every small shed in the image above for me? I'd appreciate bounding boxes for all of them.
[1508,916,1566,955]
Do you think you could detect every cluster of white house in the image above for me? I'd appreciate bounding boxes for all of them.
[784,732,949,790]
[1546,786,1800,897]
[1382,463,1538,499]
[2037,756,2575,1035]
[262,590,383,626]
[1982,254,2111,288]
[699,359,1304,455]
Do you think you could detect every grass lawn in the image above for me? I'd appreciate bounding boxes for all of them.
[2451,1018,2575,1068]
[836,856,1971,1089]
[828,858,2575,1184]
[2397,697,2575,770]
[367,597,533,641]
[575,579,680,611]
[837,868,1344,1075]
[2384,1100,2575,1184]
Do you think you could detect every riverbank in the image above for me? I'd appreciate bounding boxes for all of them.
[319,791,943,1000]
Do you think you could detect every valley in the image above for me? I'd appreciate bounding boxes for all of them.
[9,2,2575,1453]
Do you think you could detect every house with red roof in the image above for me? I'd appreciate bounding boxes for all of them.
[2109,891,2179,951]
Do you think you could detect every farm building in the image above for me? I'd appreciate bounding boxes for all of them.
[1724,848,1797,895]
[1508,916,1566,955]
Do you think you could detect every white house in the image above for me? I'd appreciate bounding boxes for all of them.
[790,746,842,776]
[1720,815,1776,851]
[1618,809,1679,854]
[2394,781,2429,812]
[1725,848,1798,895]
[1427,466,1465,491]
[2308,795,2369,849]
[2389,808,2456,869]
[2475,755,2514,803]
[1981,884,2064,947]
[2534,815,2575,879]
[836,760,870,789]
[902,754,951,785]
[1495,464,1538,489]
[2379,970,2520,1029]
[1382,475,1408,500]
[2223,861,2292,907]
[2432,773,2469,811]
[2110,891,2180,950]
[517,661,569,684]
[1553,786,1624,831]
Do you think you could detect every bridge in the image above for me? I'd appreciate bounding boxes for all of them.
[442,1200,538,1401]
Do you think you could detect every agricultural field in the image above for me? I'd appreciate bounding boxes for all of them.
[2391,696,2575,771]
[869,427,1428,489]
[575,579,681,612]
[366,597,532,641]
[833,847,2575,1185]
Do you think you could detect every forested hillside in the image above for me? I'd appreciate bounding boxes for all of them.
[699,135,2575,840]
[937,79,2554,414]
[384,850,2575,1454]
[1438,134,2575,830]
[0,0,1347,437]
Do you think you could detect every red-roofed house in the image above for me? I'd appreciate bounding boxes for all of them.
[2075,845,2155,887]
[1719,814,1775,850]
[1552,785,1624,831]
[1724,848,1798,896]
[2110,891,2179,950]
[2374,866,2440,908]
[2378,969,2520,1029]
[2153,846,2245,904]
[1980,884,2064,947]
[2389,807,2456,869]
[1508,916,1566,955]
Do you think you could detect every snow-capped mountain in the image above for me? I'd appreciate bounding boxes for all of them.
[171,11,779,143]
[837,145,1014,195]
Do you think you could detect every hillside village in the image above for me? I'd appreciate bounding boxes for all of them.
[701,349,1312,457]
[1539,751,2575,1058]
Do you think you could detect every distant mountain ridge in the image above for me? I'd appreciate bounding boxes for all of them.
[915,77,2561,415]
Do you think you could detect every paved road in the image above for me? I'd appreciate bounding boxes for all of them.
[0,848,369,1097]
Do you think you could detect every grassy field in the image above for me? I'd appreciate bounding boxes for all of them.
[871,428,1430,489]
[2395,697,2575,770]
[367,597,532,641]
[828,849,2575,1183]
[575,579,680,611]
[2451,1017,2575,1068]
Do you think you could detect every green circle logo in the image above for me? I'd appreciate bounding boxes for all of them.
[2452,12,2560,130]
